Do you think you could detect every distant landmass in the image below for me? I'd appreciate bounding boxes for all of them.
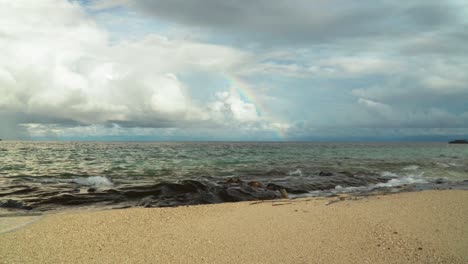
[448,139,468,144]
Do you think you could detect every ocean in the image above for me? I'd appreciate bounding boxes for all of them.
[1,141,467,213]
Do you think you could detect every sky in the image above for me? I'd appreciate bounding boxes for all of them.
[1,0,468,141]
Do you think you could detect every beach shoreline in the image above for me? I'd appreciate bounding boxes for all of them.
[0,190,467,263]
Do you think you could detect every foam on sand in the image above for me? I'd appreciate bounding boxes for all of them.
[0,215,43,234]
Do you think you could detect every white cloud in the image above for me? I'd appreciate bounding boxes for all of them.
[87,0,131,10]
[2,0,468,140]
[0,0,262,133]
[358,98,392,113]
[209,88,259,123]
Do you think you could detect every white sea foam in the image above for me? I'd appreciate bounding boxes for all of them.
[436,162,450,168]
[374,174,427,188]
[381,171,399,177]
[73,176,113,187]
[328,175,428,196]
[402,165,420,171]
[37,178,59,183]
[288,169,302,176]
[436,162,462,168]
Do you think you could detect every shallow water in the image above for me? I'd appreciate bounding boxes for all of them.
[1,141,467,212]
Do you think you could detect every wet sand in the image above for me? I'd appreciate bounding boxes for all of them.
[0,190,467,263]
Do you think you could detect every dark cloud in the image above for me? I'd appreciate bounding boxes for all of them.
[0,111,87,139]
[399,28,468,55]
[0,112,30,140]
[132,0,463,44]
[9,112,83,127]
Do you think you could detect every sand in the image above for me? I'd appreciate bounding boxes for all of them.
[0,190,467,264]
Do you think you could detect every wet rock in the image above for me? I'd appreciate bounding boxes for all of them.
[248,181,264,188]
[219,186,279,202]
[448,139,468,144]
[31,193,125,206]
[138,196,158,207]
[6,175,466,212]
[180,180,210,191]
[265,183,308,194]
[225,178,242,184]
[266,183,284,191]
[105,189,120,194]
[199,191,222,204]
[0,199,32,210]
[119,185,162,198]
[0,186,38,197]
[434,178,445,184]
[318,171,334,176]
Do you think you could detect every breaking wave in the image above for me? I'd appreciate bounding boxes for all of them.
[73,176,113,187]
[402,165,420,171]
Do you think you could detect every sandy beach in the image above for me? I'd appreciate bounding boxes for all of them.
[0,190,467,264]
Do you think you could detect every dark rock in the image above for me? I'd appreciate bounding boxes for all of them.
[225,178,242,184]
[138,196,158,207]
[0,186,38,197]
[219,186,279,202]
[448,139,468,144]
[318,171,334,176]
[266,183,284,191]
[248,181,264,188]
[8,172,465,212]
[265,183,308,194]
[434,178,445,184]
[337,171,354,176]
[0,199,32,210]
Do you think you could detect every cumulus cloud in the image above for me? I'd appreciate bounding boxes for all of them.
[0,0,273,139]
[209,88,259,123]
[2,0,468,140]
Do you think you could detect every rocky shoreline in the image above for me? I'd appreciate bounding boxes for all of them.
[1,172,467,213]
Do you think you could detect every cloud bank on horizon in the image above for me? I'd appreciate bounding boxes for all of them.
[1,0,467,140]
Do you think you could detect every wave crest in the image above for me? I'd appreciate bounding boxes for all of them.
[73,176,113,187]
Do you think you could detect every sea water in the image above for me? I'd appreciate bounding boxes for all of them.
[1,141,467,211]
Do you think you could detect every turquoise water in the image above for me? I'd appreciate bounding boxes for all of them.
[1,141,467,182]
[0,141,467,211]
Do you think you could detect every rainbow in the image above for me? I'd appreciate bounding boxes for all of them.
[225,75,287,140]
